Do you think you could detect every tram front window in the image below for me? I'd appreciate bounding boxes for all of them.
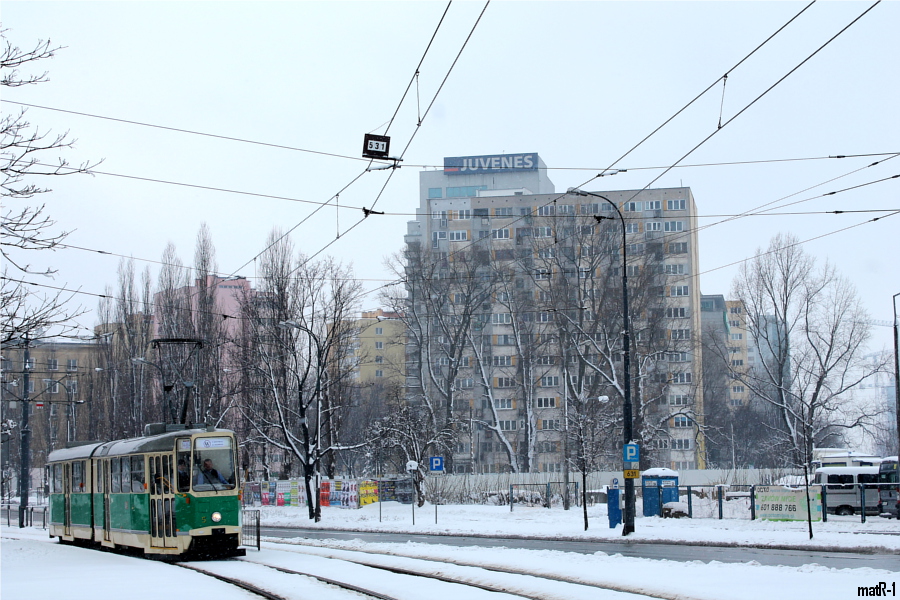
[193,437,236,491]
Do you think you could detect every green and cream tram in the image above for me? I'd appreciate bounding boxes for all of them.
[47,424,244,559]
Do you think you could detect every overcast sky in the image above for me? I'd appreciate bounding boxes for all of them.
[3,1,898,351]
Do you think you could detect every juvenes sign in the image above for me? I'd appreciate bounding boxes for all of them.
[443,153,538,175]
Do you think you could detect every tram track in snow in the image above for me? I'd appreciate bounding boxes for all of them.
[242,539,698,600]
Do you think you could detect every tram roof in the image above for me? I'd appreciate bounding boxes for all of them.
[48,427,235,462]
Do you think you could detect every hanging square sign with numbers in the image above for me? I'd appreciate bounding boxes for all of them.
[362,134,390,160]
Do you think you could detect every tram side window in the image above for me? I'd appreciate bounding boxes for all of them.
[111,457,121,493]
[176,443,191,493]
[72,461,84,493]
[52,464,63,493]
[131,456,145,492]
[121,456,131,493]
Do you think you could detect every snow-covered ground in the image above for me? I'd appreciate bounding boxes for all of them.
[2,502,898,600]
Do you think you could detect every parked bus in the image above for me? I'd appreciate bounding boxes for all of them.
[813,466,880,516]
[877,456,899,519]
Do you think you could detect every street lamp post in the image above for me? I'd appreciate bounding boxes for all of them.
[893,293,899,463]
[567,187,636,536]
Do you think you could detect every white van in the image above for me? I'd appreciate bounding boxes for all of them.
[813,466,880,515]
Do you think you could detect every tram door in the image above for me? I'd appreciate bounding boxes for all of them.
[63,463,72,537]
[148,454,177,548]
[101,460,111,542]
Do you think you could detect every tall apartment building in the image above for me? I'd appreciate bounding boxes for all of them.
[404,152,705,473]
[351,309,407,386]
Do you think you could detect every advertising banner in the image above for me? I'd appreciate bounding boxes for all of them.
[359,480,379,506]
[319,480,331,507]
[755,485,822,521]
[290,479,301,507]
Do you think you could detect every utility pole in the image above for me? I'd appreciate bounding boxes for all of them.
[19,336,31,528]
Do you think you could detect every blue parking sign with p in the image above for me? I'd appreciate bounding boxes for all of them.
[430,456,444,472]
[623,444,639,463]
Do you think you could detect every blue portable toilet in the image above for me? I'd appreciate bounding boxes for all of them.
[642,468,679,517]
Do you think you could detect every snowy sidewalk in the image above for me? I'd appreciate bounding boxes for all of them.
[256,502,900,553]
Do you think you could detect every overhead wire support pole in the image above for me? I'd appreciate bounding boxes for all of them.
[567,188,635,536]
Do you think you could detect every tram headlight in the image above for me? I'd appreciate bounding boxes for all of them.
[211,511,222,523]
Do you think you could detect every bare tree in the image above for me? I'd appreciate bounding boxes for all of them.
[239,230,366,519]
[1,31,96,343]
[732,233,888,466]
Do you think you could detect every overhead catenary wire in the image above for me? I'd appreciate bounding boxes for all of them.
[30,151,899,217]
[403,0,883,283]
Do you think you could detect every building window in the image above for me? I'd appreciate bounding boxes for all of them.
[375,341,384,350]
[537,397,556,408]
[537,312,553,323]
[645,200,661,211]
[541,419,561,430]
[535,355,554,366]
[492,313,512,325]
[375,327,384,335]
[666,307,687,318]
[495,334,514,345]
[729,306,743,314]
[672,438,692,450]
[732,385,745,394]
[730,398,743,407]
[671,372,693,384]
[668,394,691,406]
[533,227,553,238]
[670,329,691,341]
[492,355,512,367]
[428,187,443,199]
[669,242,688,254]
[673,416,692,428]
[47,358,58,371]
[667,352,689,362]
[496,398,513,409]
[375,355,384,364]
[499,420,517,431]
[645,221,662,232]
[731,333,743,340]
[558,204,575,215]
[540,376,560,387]
[375,370,383,378]
[454,209,472,220]
[624,201,640,212]
[67,380,77,395]
[456,378,474,389]
[537,205,555,216]
[667,199,686,211]
[731,359,744,367]
[671,286,689,297]
[491,228,510,239]
[664,263,686,275]
[535,269,552,280]
[449,230,468,241]
[25,358,35,370]
[447,185,487,198]
[495,377,515,388]
[537,247,555,259]
[494,207,513,217]
[625,223,640,234]
[626,243,645,254]
[45,380,59,394]
[729,320,741,327]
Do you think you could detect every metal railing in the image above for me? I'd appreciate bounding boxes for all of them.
[2,504,48,529]
[241,509,260,551]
